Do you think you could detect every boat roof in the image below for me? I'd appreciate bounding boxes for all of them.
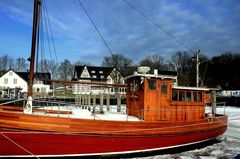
[124,73,176,81]
[173,85,210,91]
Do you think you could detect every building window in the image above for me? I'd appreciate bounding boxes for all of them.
[4,78,8,84]
[9,72,13,76]
[148,79,156,90]
[91,70,95,73]
[13,78,17,84]
[100,75,104,79]
[93,75,97,78]
[99,71,103,74]
[161,83,167,94]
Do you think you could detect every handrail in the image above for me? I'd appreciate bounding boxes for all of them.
[0,98,25,106]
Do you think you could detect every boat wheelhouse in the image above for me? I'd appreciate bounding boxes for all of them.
[126,67,209,122]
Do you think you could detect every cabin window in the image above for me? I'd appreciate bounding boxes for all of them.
[172,90,178,101]
[193,92,197,101]
[186,92,192,102]
[193,91,202,102]
[198,92,202,102]
[130,79,139,92]
[161,83,167,94]
[148,79,156,90]
[133,79,139,92]
[179,91,185,101]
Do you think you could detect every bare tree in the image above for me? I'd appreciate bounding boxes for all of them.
[169,51,193,86]
[140,54,167,72]
[47,60,59,79]
[38,59,48,73]
[101,54,133,83]
[74,60,92,66]
[15,58,28,72]
[0,54,15,71]
[57,59,73,80]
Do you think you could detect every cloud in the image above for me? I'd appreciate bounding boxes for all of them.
[0,0,240,65]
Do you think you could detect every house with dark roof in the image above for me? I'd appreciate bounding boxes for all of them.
[0,69,51,98]
[72,65,124,94]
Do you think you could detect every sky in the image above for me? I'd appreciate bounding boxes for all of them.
[0,0,240,66]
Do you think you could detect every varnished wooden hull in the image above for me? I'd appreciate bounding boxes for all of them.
[0,111,227,157]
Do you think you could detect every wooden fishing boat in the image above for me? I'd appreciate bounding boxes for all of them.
[0,0,227,158]
[0,68,228,157]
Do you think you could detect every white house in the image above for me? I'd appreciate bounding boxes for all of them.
[218,90,240,97]
[72,65,124,94]
[0,69,51,98]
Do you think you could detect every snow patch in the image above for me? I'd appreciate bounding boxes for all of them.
[179,156,194,159]
[210,150,224,157]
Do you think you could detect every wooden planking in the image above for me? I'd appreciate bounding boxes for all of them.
[0,110,227,136]
[0,106,23,112]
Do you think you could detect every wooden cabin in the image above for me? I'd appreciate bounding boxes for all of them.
[125,67,209,122]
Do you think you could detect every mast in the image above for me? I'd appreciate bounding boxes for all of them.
[25,0,41,114]
[27,0,41,97]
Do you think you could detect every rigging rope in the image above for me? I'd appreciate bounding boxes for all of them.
[35,3,41,73]
[123,0,195,54]
[77,0,114,56]
[0,132,39,158]
[42,0,58,63]
[35,0,59,73]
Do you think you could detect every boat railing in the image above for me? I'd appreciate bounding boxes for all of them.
[216,102,226,115]
[205,102,226,116]
[31,98,127,118]
[1,98,224,122]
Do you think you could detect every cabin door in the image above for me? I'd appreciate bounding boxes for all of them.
[157,80,171,121]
